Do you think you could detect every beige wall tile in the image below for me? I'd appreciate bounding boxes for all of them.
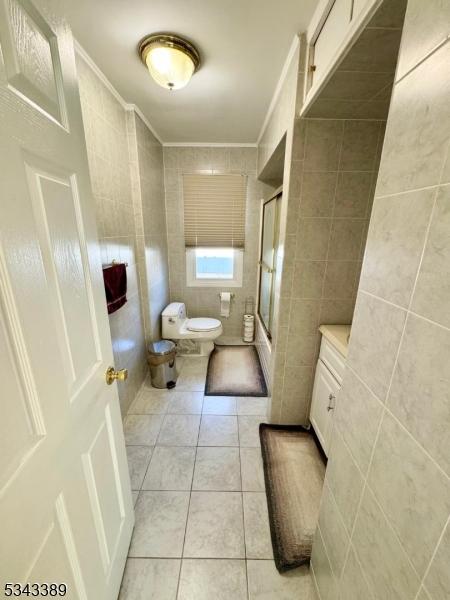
[411,185,450,328]
[292,117,307,161]
[335,369,383,474]
[396,0,450,80]
[296,219,332,260]
[321,72,394,104]
[388,314,450,477]
[288,160,303,197]
[311,527,338,600]
[282,366,313,397]
[329,220,366,261]
[312,7,450,598]
[352,488,421,600]
[340,27,402,72]
[304,120,344,171]
[318,483,349,578]
[360,188,435,307]
[285,334,318,367]
[300,172,337,217]
[77,55,151,416]
[377,43,450,196]
[319,299,354,325]
[334,172,373,218]
[347,293,406,401]
[292,261,326,299]
[323,261,359,299]
[339,546,374,600]
[416,588,432,600]
[340,121,381,171]
[325,429,364,535]
[368,412,450,576]
[278,391,310,425]
[288,299,321,336]
[424,520,450,600]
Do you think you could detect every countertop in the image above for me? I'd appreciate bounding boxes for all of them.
[319,324,351,358]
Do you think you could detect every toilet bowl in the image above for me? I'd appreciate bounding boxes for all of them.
[162,302,223,356]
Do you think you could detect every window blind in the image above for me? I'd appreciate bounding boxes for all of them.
[182,173,247,248]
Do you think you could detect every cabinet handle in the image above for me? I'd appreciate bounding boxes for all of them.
[327,393,336,411]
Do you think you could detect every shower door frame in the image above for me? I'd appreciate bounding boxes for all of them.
[257,190,282,340]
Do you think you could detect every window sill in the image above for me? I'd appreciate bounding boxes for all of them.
[186,279,243,288]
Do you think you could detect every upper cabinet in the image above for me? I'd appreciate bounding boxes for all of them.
[304,0,379,110]
[312,0,352,84]
[351,0,368,21]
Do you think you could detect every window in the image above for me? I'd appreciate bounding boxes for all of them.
[183,173,247,248]
[183,173,247,288]
[186,248,243,287]
[196,248,234,279]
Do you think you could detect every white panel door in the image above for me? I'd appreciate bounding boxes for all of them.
[0,0,133,598]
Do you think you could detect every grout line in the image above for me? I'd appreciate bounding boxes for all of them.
[374,181,446,201]
[175,440,198,598]
[333,370,416,486]
[414,514,449,600]
[129,556,271,560]
[316,522,338,585]
[337,179,444,595]
[358,289,450,335]
[236,408,250,600]
[318,120,345,326]
[394,35,450,86]
[309,561,323,600]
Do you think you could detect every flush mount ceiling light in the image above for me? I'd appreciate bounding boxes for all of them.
[138,33,201,90]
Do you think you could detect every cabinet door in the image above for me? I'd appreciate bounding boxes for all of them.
[312,0,353,84]
[351,0,367,21]
[310,359,340,456]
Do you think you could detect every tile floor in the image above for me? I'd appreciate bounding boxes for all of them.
[120,356,317,600]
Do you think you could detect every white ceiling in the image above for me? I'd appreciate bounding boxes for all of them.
[64,0,318,143]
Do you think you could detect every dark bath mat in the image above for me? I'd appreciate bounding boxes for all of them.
[205,345,268,397]
[259,424,326,572]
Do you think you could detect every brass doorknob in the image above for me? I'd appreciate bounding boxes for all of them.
[105,366,128,385]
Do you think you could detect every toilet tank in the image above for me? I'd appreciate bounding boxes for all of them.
[162,302,186,337]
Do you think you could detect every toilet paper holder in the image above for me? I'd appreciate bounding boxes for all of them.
[217,293,235,299]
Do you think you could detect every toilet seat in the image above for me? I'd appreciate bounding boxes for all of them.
[187,317,222,332]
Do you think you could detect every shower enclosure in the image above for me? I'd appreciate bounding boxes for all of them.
[258,192,281,338]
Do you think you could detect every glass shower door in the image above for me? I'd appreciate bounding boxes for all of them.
[258,195,280,336]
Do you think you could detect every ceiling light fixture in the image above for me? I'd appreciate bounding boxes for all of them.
[138,33,201,91]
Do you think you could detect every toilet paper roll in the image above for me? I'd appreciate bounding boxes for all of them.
[243,313,254,342]
[220,292,231,317]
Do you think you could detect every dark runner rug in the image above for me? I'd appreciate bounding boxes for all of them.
[259,424,326,572]
[205,345,268,397]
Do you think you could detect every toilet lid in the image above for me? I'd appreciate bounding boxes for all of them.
[187,317,221,332]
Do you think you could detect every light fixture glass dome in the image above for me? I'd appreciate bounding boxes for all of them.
[139,34,200,91]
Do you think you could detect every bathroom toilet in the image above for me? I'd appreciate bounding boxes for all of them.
[162,302,223,356]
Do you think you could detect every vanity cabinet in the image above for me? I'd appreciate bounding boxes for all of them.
[310,333,347,456]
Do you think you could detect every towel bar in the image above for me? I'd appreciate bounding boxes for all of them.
[103,260,129,269]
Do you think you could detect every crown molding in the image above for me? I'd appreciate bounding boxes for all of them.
[130,104,164,145]
[73,39,163,144]
[256,34,300,145]
[163,142,257,147]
